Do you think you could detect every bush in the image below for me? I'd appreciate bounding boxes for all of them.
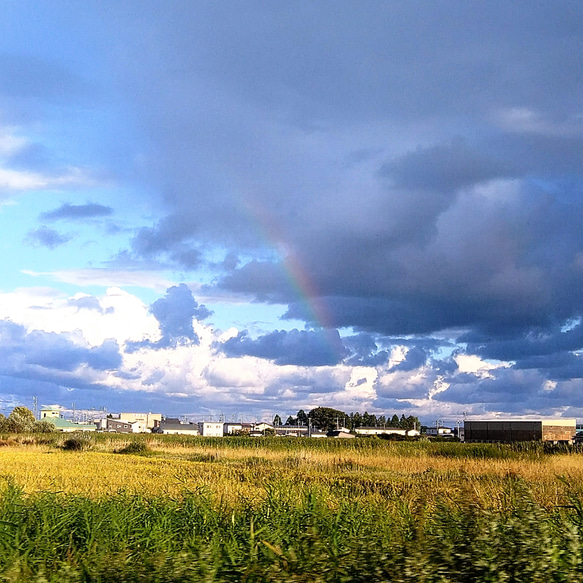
[32,420,56,433]
[62,436,91,451]
[116,441,150,455]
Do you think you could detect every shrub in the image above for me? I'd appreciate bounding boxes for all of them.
[62,436,91,451]
[116,441,150,455]
[32,420,56,433]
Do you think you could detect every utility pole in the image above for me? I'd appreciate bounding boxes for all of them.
[32,396,38,420]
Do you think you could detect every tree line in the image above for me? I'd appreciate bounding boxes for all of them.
[278,407,420,433]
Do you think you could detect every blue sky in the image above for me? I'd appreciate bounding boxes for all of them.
[0,1,582,425]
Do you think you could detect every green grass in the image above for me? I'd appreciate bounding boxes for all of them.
[0,479,582,582]
[2,435,583,581]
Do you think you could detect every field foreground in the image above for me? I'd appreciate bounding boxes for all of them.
[1,434,583,581]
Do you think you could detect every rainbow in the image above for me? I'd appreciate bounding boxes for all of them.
[239,196,343,362]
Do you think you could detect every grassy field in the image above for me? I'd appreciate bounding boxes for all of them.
[1,433,583,581]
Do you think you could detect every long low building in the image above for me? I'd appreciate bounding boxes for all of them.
[464,418,576,443]
[158,421,200,435]
[355,426,421,437]
[46,417,96,432]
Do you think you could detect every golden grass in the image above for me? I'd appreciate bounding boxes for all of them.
[2,439,583,512]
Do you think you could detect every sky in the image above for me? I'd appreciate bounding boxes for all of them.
[0,1,582,425]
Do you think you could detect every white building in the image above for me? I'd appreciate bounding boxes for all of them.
[129,420,148,433]
[118,412,161,430]
[198,421,224,437]
[426,427,454,437]
[40,407,61,419]
[355,426,406,437]
[253,422,274,433]
[223,422,243,435]
[158,421,199,436]
[309,429,328,438]
[275,426,309,437]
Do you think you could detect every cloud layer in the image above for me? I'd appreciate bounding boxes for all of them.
[0,3,581,422]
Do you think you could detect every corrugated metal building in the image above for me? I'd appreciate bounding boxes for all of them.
[464,418,576,443]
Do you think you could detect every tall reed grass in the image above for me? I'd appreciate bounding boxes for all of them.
[1,435,583,581]
[0,479,582,582]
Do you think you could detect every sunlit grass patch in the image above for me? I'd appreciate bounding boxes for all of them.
[2,436,583,580]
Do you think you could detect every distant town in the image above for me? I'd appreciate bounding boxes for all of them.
[33,405,423,439]
[4,404,577,444]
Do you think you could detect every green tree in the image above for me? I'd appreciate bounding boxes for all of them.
[2,406,36,433]
[273,414,282,426]
[350,412,362,429]
[285,415,295,426]
[296,409,309,426]
[404,415,420,431]
[308,407,349,431]
[390,414,400,428]
[362,411,377,427]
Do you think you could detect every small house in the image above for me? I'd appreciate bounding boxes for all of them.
[198,421,224,437]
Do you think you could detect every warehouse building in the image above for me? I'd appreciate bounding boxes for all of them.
[464,418,576,443]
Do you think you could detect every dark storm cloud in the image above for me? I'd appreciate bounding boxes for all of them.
[390,347,428,372]
[104,1,583,122]
[342,332,445,368]
[432,367,581,414]
[108,1,580,265]
[0,320,121,375]
[375,375,430,401]
[214,261,293,303]
[461,321,583,383]
[342,333,389,367]
[102,2,583,402]
[221,328,347,366]
[103,3,583,351]
[381,139,514,193]
[151,284,211,337]
[463,321,583,361]
[514,352,583,380]
[430,356,459,376]
[127,284,211,352]
[24,332,121,372]
[281,174,583,336]
[25,226,71,249]
[130,218,205,270]
[486,133,583,178]
[284,296,470,336]
[40,203,113,221]
[3,1,583,415]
